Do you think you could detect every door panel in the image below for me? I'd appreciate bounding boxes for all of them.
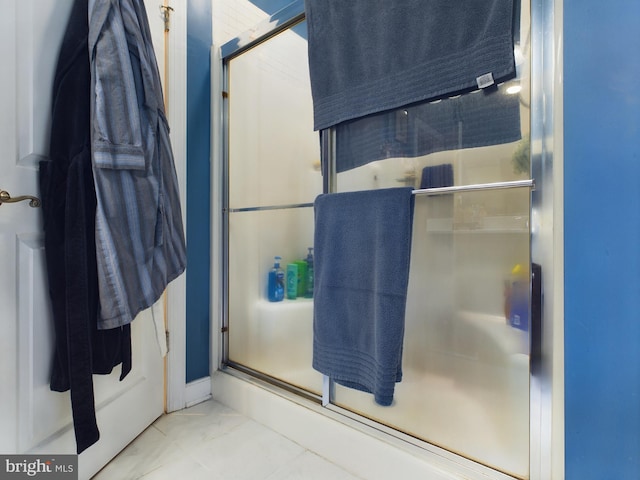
[225,20,323,395]
[16,233,67,452]
[1,1,165,478]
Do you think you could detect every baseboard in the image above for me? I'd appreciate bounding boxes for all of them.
[185,376,212,408]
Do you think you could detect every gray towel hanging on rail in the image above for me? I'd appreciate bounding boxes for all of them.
[305,0,517,130]
[313,187,415,406]
[334,87,522,173]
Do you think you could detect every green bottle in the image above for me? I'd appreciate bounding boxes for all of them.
[286,263,298,300]
[294,260,308,297]
[305,248,314,298]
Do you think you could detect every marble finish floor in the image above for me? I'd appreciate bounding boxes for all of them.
[92,399,363,480]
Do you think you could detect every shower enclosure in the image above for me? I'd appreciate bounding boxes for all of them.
[220,2,550,479]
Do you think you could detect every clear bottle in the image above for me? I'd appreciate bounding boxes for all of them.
[305,247,314,298]
[267,256,285,302]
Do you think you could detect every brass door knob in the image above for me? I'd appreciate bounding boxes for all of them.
[0,190,41,208]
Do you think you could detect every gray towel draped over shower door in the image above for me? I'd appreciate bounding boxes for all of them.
[334,88,522,173]
[304,0,518,131]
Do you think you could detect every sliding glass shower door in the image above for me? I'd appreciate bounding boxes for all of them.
[326,2,534,476]
[329,184,532,478]
[222,1,536,478]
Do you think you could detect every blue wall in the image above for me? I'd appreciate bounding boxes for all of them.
[186,0,212,382]
[564,1,640,478]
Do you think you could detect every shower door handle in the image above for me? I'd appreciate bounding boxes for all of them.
[530,263,542,375]
[0,190,41,208]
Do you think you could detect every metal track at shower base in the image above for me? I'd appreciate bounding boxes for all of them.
[222,361,323,405]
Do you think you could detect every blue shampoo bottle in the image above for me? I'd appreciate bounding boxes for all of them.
[267,256,285,302]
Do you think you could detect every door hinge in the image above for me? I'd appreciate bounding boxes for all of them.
[221,326,229,333]
[166,330,170,353]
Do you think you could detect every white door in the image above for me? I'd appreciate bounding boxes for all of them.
[0,2,167,478]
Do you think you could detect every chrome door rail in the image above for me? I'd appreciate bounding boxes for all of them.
[220,0,305,60]
[227,202,314,213]
[412,179,535,196]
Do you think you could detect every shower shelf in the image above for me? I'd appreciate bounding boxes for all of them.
[257,298,313,308]
[255,298,314,323]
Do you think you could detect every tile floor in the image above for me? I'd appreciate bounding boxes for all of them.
[92,399,363,480]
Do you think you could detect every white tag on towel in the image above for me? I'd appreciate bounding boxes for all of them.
[476,72,495,89]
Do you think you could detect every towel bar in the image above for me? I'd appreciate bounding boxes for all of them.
[412,179,534,196]
[228,202,314,213]
[226,181,534,213]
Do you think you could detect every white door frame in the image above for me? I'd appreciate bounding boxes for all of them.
[162,2,189,413]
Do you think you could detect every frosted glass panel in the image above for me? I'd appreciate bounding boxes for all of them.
[330,38,533,465]
[331,189,531,478]
[228,208,321,395]
[329,5,532,472]
[227,21,321,209]
[226,20,321,395]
